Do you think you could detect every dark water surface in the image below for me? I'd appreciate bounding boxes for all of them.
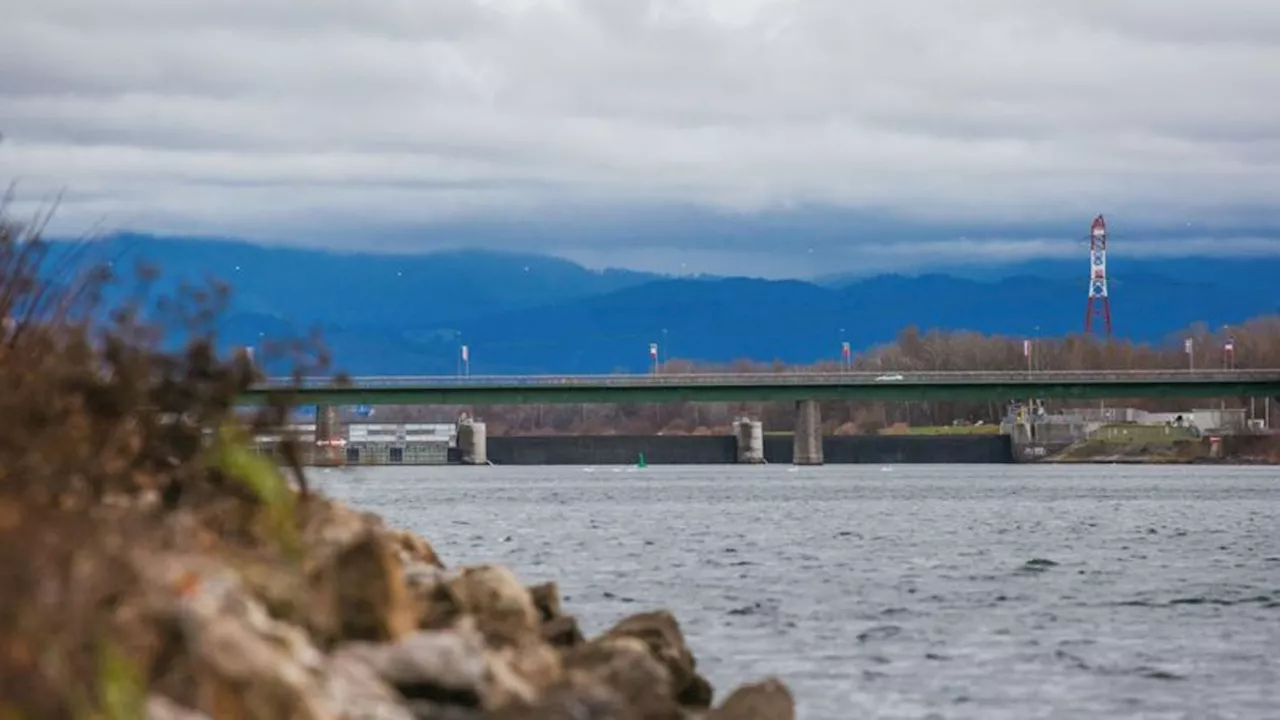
[312,465,1280,719]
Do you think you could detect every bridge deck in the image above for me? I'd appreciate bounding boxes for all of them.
[241,370,1280,405]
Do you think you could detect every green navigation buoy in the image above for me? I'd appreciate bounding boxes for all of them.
[637,452,647,468]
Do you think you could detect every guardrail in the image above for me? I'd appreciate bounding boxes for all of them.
[251,369,1280,390]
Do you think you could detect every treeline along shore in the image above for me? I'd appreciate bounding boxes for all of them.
[0,212,796,718]
[360,319,1280,437]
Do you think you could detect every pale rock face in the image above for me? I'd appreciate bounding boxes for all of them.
[134,551,411,720]
[332,629,494,707]
[323,654,418,720]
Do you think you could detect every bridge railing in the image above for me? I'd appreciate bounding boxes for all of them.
[250,368,1280,391]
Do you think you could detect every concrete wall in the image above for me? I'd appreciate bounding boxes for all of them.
[763,435,1013,464]
[486,434,1014,465]
[487,435,738,465]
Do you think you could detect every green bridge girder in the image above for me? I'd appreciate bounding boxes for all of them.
[239,370,1280,406]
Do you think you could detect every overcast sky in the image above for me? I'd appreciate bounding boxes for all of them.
[3,0,1280,276]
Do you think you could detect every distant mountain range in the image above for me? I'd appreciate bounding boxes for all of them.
[45,232,1280,375]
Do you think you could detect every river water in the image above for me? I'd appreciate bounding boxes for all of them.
[311,465,1280,720]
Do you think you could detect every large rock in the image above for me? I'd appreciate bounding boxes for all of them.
[490,639,564,699]
[386,528,445,569]
[331,623,548,713]
[323,653,417,720]
[448,565,541,646]
[528,581,584,648]
[562,636,681,720]
[528,582,563,621]
[404,562,463,631]
[487,636,677,720]
[307,528,418,645]
[333,628,492,708]
[137,552,414,720]
[170,566,334,719]
[541,615,586,649]
[707,679,795,720]
[486,680,633,720]
[601,611,714,708]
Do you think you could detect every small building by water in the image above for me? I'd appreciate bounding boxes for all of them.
[255,422,457,466]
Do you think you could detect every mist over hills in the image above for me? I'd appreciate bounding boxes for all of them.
[52,232,1280,375]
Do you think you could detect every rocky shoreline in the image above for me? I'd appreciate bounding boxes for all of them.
[3,483,794,720]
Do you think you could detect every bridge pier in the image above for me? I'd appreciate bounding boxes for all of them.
[793,399,823,465]
[734,417,765,464]
[314,404,345,466]
[457,416,488,465]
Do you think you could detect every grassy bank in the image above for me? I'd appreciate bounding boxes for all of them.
[1046,431,1280,464]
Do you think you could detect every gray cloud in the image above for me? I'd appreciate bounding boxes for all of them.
[3,0,1280,271]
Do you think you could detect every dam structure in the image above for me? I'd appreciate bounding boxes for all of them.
[241,369,1280,467]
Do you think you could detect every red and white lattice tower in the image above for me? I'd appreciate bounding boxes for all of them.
[1084,214,1112,337]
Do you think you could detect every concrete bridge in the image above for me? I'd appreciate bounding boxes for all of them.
[247,369,1280,404]
[244,369,1280,467]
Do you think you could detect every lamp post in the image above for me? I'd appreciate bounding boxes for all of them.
[455,331,463,377]
[1220,326,1233,413]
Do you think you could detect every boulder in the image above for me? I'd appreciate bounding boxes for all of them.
[137,551,417,720]
[307,529,418,645]
[323,653,418,720]
[528,581,584,648]
[541,615,585,649]
[527,582,563,622]
[486,680,632,720]
[331,623,541,713]
[448,565,541,646]
[562,636,681,719]
[386,528,445,569]
[601,611,714,708]
[332,629,492,708]
[404,562,463,631]
[170,565,334,719]
[490,639,564,697]
[707,679,795,720]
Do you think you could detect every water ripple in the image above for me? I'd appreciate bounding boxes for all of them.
[315,464,1280,720]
